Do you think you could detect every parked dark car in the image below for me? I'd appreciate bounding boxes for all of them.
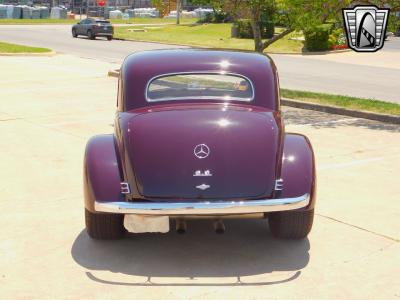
[83,49,316,240]
[72,18,113,40]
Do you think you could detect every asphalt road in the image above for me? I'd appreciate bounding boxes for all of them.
[1,55,399,299]
[0,24,399,103]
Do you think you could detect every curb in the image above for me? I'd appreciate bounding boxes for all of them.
[112,37,191,49]
[112,37,351,55]
[107,69,399,125]
[0,51,56,57]
[108,69,120,78]
[273,49,352,55]
[281,98,400,125]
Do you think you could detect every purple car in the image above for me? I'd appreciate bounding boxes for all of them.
[83,49,316,239]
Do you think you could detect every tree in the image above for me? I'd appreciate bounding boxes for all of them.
[247,0,352,52]
[192,0,352,52]
[352,0,400,12]
[176,0,181,24]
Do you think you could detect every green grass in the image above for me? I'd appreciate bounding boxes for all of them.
[281,89,400,116]
[0,41,51,53]
[114,23,304,53]
[0,17,198,25]
[112,17,199,24]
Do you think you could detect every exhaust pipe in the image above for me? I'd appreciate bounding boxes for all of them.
[213,219,225,234]
[175,219,187,234]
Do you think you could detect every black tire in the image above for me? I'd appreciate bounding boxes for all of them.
[85,209,125,239]
[268,209,314,239]
[107,36,113,41]
[87,30,95,40]
[72,29,78,38]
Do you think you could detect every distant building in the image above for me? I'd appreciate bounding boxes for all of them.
[16,0,200,10]
[0,0,202,15]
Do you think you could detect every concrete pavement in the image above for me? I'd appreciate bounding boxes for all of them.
[0,24,183,62]
[0,55,399,299]
[271,49,400,103]
[0,25,399,103]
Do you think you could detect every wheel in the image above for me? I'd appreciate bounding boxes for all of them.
[72,29,78,38]
[268,209,314,239]
[107,36,113,41]
[85,209,125,239]
[87,30,95,40]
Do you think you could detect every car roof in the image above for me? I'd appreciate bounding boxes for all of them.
[120,49,279,111]
[122,49,275,74]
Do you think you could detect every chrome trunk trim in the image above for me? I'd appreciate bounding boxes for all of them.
[120,182,131,194]
[275,178,284,191]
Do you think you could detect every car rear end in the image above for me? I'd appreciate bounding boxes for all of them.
[83,50,316,240]
[93,20,113,39]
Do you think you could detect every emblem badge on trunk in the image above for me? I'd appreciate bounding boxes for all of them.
[193,170,212,177]
[196,184,210,190]
[194,144,210,159]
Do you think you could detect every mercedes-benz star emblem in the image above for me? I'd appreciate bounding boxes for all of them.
[194,144,210,159]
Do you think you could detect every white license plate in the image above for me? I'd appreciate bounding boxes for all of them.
[124,215,170,233]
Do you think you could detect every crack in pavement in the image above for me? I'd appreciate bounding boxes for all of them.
[20,118,87,140]
[317,213,399,242]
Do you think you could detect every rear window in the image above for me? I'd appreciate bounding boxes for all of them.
[146,73,254,102]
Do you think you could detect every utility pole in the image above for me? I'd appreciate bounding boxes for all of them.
[176,0,180,25]
[104,0,109,19]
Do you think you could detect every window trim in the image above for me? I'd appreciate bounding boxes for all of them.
[145,71,255,103]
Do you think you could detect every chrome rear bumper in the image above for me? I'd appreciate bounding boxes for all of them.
[94,193,309,215]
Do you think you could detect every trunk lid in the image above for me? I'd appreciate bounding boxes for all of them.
[127,105,281,200]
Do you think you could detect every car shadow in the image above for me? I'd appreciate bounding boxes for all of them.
[75,36,110,41]
[283,107,400,133]
[71,219,310,286]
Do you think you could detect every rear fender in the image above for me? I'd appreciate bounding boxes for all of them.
[280,133,316,210]
[83,134,124,212]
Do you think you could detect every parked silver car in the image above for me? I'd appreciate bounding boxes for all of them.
[72,18,113,40]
